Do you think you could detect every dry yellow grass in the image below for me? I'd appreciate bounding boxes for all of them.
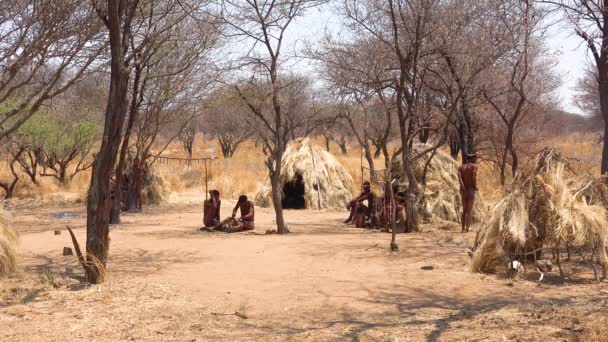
[0,132,604,205]
[0,209,17,277]
[471,148,608,273]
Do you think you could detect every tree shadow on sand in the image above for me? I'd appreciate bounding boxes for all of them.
[221,284,581,341]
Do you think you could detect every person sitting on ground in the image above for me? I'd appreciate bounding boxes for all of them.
[201,195,255,233]
[202,190,221,228]
[345,181,378,228]
[458,152,479,233]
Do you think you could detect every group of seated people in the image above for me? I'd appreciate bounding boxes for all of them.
[201,181,402,233]
[201,190,255,233]
[344,181,406,230]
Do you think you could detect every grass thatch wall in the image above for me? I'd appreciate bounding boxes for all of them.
[470,148,608,274]
[142,165,170,205]
[390,145,483,223]
[0,209,17,277]
[255,138,355,209]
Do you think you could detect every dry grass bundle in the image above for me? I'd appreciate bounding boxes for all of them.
[0,209,17,277]
[141,165,170,205]
[471,148,608,274]
[255,138,355,209]
[390,145,483,223]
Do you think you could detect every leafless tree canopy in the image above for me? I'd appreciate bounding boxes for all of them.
[0,0,106,140]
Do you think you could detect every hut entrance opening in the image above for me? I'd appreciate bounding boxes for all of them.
[282,173,306,209]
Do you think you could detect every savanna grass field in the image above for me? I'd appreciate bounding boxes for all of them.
[2,133,608,341]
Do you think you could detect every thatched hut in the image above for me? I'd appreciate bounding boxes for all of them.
[255,138,355,209]
[390,145,483,223]
[0,209,17,277]
[122,154,170,206]
[470,149,608,276]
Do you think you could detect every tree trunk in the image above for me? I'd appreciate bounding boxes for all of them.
[270,149,287,234]
[600,67,608,174]
[110,64,142,225]
[510,144,518,178]
[85,7,130,283]
[363,143,375,179]
[402,149,418,233]
[448,133,460,159]
[373,144,382,159]
[59,164,67,185]
[323,134,330,151]
[499,133,511,186]
[419,127,429,144]
[382,145,390,169]
[338,138,347,155]
[0,148,24,199]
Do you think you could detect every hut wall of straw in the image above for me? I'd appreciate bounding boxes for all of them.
[390,145,483,223]
[0,209,17,277]
[255,138,355,209]
[141,165,170,205]
[123,154,170,205]
[470,149,608,275]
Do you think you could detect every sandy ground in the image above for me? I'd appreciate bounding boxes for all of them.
[1,191,608,341]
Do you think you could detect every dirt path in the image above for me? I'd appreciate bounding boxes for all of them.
[1,194,607,341]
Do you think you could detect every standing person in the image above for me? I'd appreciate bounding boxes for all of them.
[203,190,221,227]
[344,181,377,227]
[458,153,479,233]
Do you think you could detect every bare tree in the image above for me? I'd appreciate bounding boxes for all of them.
[107,1,219,224]
[315,36,396,170]
[544,0,608,174]
[221,0,327,234]
[0,0,105,140]
[0,142,25,199]
[83,0,199,283]
[204,87,253,158]
[179,122,197,158]
[573,67,602,124]
[425,0,513,158]
[482,0,557,184]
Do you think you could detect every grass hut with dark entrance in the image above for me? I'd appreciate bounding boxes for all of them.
[255,138,354,210]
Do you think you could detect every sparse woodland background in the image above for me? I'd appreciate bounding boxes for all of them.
[1,0,608,282]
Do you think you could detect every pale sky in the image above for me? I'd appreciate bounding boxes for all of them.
[282,7,591,116]
[546,23,589,115]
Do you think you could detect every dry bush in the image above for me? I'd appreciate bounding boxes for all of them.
[471,148,608,274]
[0,209,17,277]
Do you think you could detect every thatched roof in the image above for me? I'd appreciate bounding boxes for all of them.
[255,138,355,209]
[470,148,608,274]
[0,209,17,277]
[390,145,483,223]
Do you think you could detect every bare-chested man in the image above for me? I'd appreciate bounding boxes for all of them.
[229,195,255,232]
[202,190,221,228]
[201,195,255,233]
[345,181,378,228]
[458,153,478,233]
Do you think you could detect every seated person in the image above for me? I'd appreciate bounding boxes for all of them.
[345,181,379,228]
[202,190,221,227]
[202,195,254,233]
